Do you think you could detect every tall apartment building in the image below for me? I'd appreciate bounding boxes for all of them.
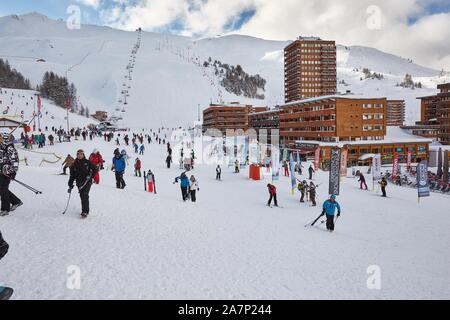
[386,100,405,126]
[278,95,387,147]
[202,103,267,136]
[416,83,450,144]
[284,36,336,103]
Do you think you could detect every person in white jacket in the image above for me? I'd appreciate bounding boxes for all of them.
[189,175,199,202]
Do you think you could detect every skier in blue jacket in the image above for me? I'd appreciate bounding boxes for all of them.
[112,149,126,189]
[322,194,341,232]
[174,172,190,201]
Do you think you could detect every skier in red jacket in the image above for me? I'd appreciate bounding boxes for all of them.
[134,158,142,177]
[89,149,104,184]
[267,183,278,207]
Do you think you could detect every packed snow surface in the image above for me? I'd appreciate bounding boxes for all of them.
[0,133,449,299]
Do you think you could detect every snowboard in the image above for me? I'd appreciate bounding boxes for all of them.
[0,287,13,300]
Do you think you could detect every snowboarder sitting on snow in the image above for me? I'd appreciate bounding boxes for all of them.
[174,172,190,201]
[112,149,126,189]
[62,154,75,175]
[0,230,13,300]
[68,149,98,219]
[267,183,278,207]
[379,177,388,197]
[358,172,368,190]
[216,165,222,180]
[134,158,142,177]
[321,194,341,232]
[189,175,199,202]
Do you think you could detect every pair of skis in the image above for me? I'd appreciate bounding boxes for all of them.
[144,171,157,194]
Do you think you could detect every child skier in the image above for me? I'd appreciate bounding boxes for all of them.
[235,159,240,173]
[146,170,156,193]
[89,149,104,184]
[216,165,222,180]
[134,158,142,177]
[308,182,317,206]
[379,177,388,197]
[267,183,278,207]
[189,175,199,202]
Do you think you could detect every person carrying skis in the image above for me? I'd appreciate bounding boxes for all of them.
[308,181,317,206]
[321,194,341,232]
[62,154,75,175]
[189,175,199,202]
[216,165,222,180]
[267,183,278,207]
[298,180,307,203]
[358,172,368,190]
[166,154,172,168]
[68,149,97,219]
[0,230,13,300]
[379,177,388,197]
[308,165,315,180]
[0,133,23,216]
[89,149,104,184]
[112,149,126,189]
[174,172,190,201]
[134,158,142,177]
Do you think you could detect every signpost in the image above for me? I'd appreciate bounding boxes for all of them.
[417,159,430,202]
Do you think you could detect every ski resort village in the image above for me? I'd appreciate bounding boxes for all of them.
[0,1,449,302]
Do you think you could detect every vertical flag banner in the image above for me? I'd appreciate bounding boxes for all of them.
[392,154,399,181]
[272,147,280,181]
[66,96,71,110]
[289,152,296,194]
[417,160,430,198]
[37,95,41,114]
[329,148,341,195]
[340,149,348,177]
[372,154,382,180]
[314,146,321,171]
[443,152,449,186]
[407,150,412,171]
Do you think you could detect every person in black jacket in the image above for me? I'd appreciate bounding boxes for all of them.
[0,230,14,300]
[0,133,22,217]
[68,149,97,219]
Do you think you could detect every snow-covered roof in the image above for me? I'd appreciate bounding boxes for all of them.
[295,137,432,148]
[281,94,387,108]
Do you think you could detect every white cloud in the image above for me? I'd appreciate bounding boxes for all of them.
[99,0,450,70]
[76,0,102,9]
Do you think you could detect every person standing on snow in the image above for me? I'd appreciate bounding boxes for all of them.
[89,149,104,184]
[134,158,142,177]
[216,165,222,180]
[166,154,172,168]
[174,172,190,201]
[235,159,240,173]
[68,149,97,219]
[62,154,75,175]
[308,181,317,206]
[0,133,23,216]
[298,180,307,203]
[267,183,278,207]
[112,149,126,189]
[308,165,315,180]
[358,172,368,190]
[321,195,341,232]
[379,177,388,197]
[0,230,13,300]
[189,175,199,202]
[139,144,145,155]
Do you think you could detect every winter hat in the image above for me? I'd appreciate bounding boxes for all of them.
[330,194,337,200]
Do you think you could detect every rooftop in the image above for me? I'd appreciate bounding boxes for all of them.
[295,137,433,148]
[281,94,387,108]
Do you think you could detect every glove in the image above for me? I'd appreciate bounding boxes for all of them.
[197,188,199,191]
[68,185,74,193]
[337,212,341,217]
[321,209,325,216]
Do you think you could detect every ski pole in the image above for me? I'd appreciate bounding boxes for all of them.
[62,189,72,215]
[9,177,42,194]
